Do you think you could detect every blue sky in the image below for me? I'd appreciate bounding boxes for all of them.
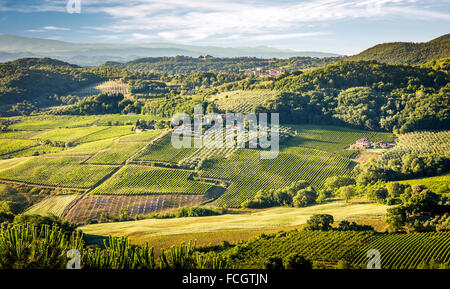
[0,0,449,55]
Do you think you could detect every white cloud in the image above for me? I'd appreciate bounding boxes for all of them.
[247,32,330,41]
[43,26,71,31]
[81,0,450,42]
[5,0,450,44]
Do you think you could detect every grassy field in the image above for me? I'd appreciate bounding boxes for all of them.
[77,125,134,144]
[91,165,217,195]
[119,129,164,142]
[9,114,167,130]
[25,194,80,217]
[80,200,387,244]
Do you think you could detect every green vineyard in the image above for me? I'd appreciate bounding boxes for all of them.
[91,165,217,195]
[211,90,278,113]
[224,230,450,269]
[135,134,197,163]
[200,148,354,207]
[381,130,450,161]
[87,142,147,165]
[0,157,116,188]
[287,124,394,158]
[352,231,450,269]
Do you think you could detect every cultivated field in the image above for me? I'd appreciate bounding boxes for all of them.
[200,148,354,207]
[381,130,450,161]
[65,194,210,222]
[0,156,117,188]
[67,80,130,98]
[25,194,80,218]
[134,134,197,164]
[211,90,278,113]
[394,173,450,195]
[221,229,450,269]
[91,165,218,195]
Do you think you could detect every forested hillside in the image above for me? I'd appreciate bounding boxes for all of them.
[260,60,450,132]
[105,55,341,74]
[1,56,449,134]
[0,58,140,115]
[349,34,450,65]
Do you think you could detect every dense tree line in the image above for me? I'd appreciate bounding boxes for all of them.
[59,93,141,115]
[253,60,449,132]
[105,55,341,74]
[241,180,321,208]
[386,184,450,232]
[355,153,450,185]
[0,58,142,116]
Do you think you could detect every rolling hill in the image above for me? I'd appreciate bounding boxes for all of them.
[349,34,450,65]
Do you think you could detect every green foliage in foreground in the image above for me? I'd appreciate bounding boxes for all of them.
[0,224,229,269]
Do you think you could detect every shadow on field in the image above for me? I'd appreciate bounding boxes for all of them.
[83,233,109,248]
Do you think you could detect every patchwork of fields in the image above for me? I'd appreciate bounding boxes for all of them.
[0,114,397,220]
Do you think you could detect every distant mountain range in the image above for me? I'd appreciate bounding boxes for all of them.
[0,34,448,67]
[348,34,450,65]
[0,35,340,66]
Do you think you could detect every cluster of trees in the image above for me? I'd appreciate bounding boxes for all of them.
[0,58,142,116]
[127,79,173,98]
[355,153,450,185]
[304,214,374,231]
[59,93,141,115]
[0,184,58,223]
[386,184,450,232]
[323,172,448,206]
[256,60,449,132]
[263,253,312,269]
[149,206,227,219]
[320,173,450,233]
[141,96,202,117]
[88,206,228,224]
[241,180,323,208]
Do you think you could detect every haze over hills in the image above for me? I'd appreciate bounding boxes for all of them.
[0,35,340,66]
[349,34,450,65]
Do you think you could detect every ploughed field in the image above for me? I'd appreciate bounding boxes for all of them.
[0,114,394,221]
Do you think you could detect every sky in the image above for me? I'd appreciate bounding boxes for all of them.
[0,0,449,55]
